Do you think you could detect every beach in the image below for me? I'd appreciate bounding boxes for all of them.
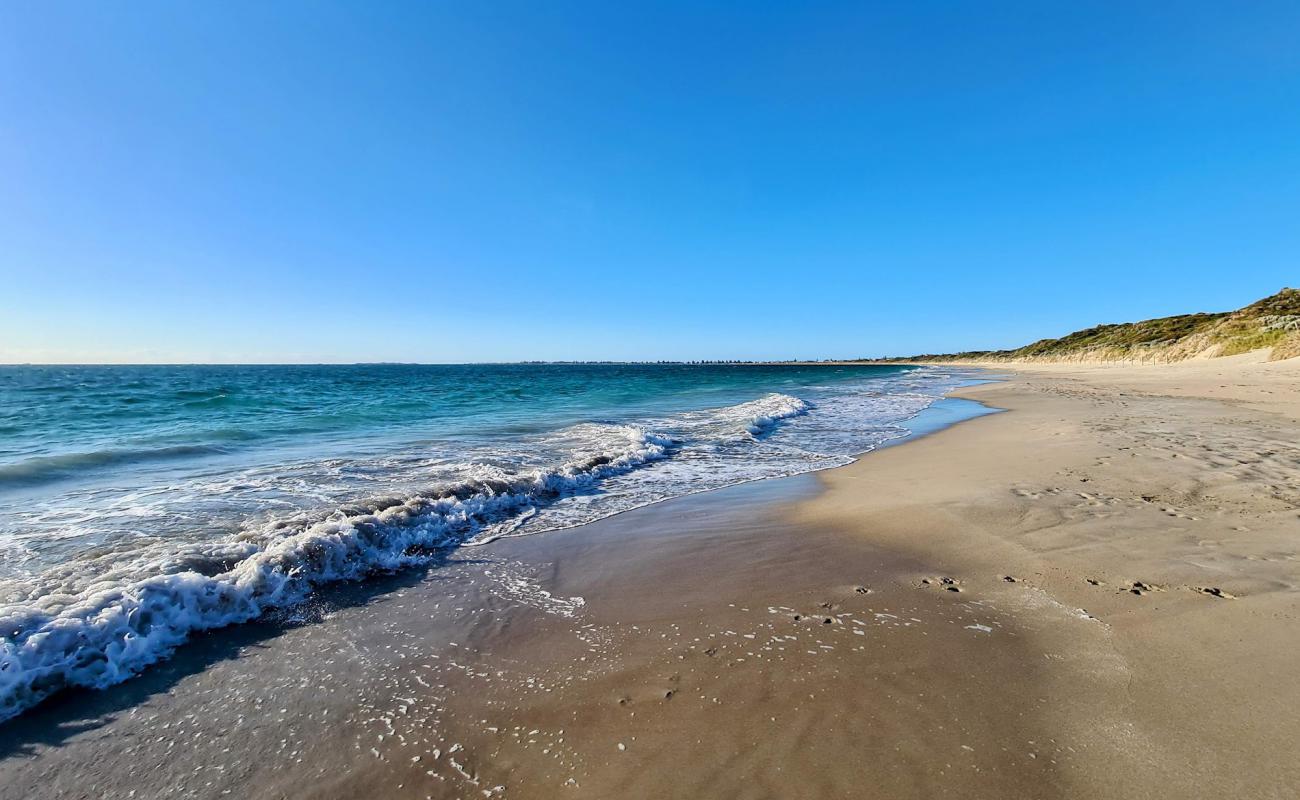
[2,354,1298,799]
[7,3,1297,796]
[795,353,1300,798]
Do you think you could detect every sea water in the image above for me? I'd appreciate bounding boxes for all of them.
[0,363,974,720]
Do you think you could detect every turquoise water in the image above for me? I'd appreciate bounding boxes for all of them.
[0,363,972,720]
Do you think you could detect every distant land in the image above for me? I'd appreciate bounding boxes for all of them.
[864,288,1300,365]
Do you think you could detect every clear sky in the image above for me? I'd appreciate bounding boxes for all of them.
[2,2,1297,363]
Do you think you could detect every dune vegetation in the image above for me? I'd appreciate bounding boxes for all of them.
[882,288,1300,364]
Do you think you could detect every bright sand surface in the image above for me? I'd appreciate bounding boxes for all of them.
[1,353,1297,799]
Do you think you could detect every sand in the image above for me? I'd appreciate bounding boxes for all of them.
[793,352,1300,799]
[1,353,1297,799]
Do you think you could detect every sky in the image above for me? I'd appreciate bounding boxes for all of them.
[1,2,1297,363]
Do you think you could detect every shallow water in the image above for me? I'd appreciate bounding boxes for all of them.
[0,363,977,720]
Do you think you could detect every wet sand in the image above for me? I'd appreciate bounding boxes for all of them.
[2,354,1298,799]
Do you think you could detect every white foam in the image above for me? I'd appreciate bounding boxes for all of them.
[733,393,812,436]
[482,563,585,618]
[0,369,977,721]
[0,425,666,721]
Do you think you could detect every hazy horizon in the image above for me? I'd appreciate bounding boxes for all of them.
[2,287,1292,365]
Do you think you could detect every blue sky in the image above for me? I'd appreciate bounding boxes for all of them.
[2,2,1297,363]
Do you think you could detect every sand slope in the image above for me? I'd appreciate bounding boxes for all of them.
[793,353,1300,798]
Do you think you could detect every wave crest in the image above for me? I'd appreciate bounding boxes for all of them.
[0,425,670,722]
[736,393,813,436]
[0,445,230,487]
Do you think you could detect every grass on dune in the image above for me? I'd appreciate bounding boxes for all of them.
[873,288,1300,364]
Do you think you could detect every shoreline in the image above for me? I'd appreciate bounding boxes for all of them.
[789,354,1300,798]
[464,385,998,551]
[2,357,1297,798]
[0,363,955,727]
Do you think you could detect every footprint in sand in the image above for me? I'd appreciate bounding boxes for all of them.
[1194,586,1237,599]
[1012,487,1062,500]
[661,674,682,700]
[1128,581,1166,596]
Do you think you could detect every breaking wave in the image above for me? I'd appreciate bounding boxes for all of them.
[736,393,812,436]
[0,425,670,721]
[0,373,970,722]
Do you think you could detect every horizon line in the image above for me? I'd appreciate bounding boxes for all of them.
[0,359,898,367]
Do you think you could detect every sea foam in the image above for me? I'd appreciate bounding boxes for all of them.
[0,425,669,721]
[0,373,968,721]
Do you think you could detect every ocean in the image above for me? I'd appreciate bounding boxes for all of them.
[0,363,972,721]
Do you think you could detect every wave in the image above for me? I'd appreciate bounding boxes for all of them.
[735,393,812,436]
[0,445,232,488]
[0,425,671,722]
[0,384,947,723]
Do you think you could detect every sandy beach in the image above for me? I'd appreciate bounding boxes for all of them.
[7,5,1296,797]
[796,353,1300,798]
[2,354,1298,799]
